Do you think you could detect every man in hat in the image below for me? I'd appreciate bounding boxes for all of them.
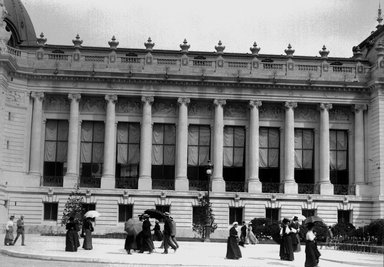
[13,215,25,246]
[162,212,177,254]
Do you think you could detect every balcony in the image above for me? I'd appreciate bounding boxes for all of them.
[43,176,63,187]
[152,179,174,190]
[189,180,209,191]
[80,176,101,188]
[298,183,315,194]
[225,181,245,192]
[262,182,281,193]
[115,177,138,189]
[334,184,355,195]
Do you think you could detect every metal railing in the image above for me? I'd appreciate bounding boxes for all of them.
[115,177,138,189]
[43,176,63,187]
[189,180,209,191]
[120,57,141,64]
[333,184,350,195]
[152,179,174,190]
[262,182,281,193]
[225,181,245,192]
[80,176,101,188]
[298,183,315,194]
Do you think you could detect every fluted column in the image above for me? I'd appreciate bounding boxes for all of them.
[138,96,154,190]
[212,99,226,192]
[30,92,44,177]
[64,93,81,188]
[283,101,298,194]
[318,103,333,195]
[248,100,262,193]
[101,95,118,189]
[354,104,368,196]
[175,97,190,191]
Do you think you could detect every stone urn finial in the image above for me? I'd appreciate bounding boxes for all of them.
[144,37,155,51]
[72,34,83,48]
[353,46,363,60]
[284,43,295,57]
[37,32,47,47]
[180,39,190,53]
[319,45,330,58]
[215,40,225,54]
[250,42,261,56]
[108,35,119,50]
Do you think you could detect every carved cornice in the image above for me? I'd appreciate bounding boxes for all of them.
[31,91,44,101]
[177,97,190,105]
[284,101,297,110]
[249,100,262,109]
[141,96,154,104]
[319,103,333,111]
[213,99,226,106]
[68,93,81,102]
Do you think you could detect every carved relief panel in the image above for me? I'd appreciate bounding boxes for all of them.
[43,94,70,112]
[224,102,246,118]
[294,104,319,121]
[259,103,283,120]
[188,100,213,117]
[80,96,106,113]
[152,100,177,117]
[116,98,141,114]
[329,106,351,121]
[6,89,27,107]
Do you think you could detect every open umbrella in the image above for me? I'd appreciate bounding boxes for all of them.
[304,215,323,224]
[124,218,142,236]
[144,209,165,220]
[292,214,306,221]
[84,210,101,218]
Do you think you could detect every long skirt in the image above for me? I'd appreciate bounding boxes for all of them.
[153,229,163,241]
[226,236,242,259]
[141,236,154,252]
[293,233,301,252]
[4,229,14,245]
[82,229,93,250]
[247,231,258,244]
[279,235,294,261]
[305,240,321,267]
[65,230,80,252]
[125,234,135,251]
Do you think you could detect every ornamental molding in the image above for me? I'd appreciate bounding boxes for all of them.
[188,101,213,117]
[153,100,177,116]
[141,96,154,104]
[295,104,319,121]
[224,102,247,117]
[116,98,141,114]
[177,97,190,105]
[259,103,283,120]
[43,94,70,111]
[31,91,44,101]
[213,99,226,106]
[68,93,81,102]
[329,106,351,121]
[249,100,262,109]
[80,96,106,113]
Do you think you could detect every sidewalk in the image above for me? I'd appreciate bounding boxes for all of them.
[1,234,383,267]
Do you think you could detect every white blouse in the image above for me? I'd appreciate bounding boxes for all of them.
[306,230,316,241]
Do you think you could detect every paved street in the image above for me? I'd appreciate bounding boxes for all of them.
[0,235,383,267]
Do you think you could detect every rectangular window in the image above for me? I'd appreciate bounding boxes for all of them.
[152,124,176,180]
[294,129,314,183]
[118,204,133,222]
[187,125,211,180]
[338,210,351,224]
[116,122,140,178]
[192,206,206,224]
[229,207,243,225]
[82,203,96,215]
[43,120,68,185]
[302,209,316,218]
[44,203,58,221]
[265,208,279,222]
[330,130,349,184]
[155,205,170,214]
[259,127,280,183]
[223,126,245,181]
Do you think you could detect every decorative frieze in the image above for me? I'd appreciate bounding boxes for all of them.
[153,100,177,116]
[6,90,25,106]
[188,101,213,117]
[116,98,141,114]
[259,103,283,120]
[80,96,106,113]
[224,102,246,117]
[329,106,351,121]
[43,95,70,111]
[295,104,319,121]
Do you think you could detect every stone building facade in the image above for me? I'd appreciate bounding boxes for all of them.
[0,0,383,237]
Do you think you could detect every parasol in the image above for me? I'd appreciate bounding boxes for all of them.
[292,214,306,221]
[304,215,323,224]
[124,218,142,236]
[144,209,165,220]
[84,210,101,218]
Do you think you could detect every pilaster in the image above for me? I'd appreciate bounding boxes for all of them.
[29,92,44,180]
[248,100,262,193]
[212,99,226,192]
[283,101,297,194]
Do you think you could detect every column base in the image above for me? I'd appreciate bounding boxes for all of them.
[354,184,372,196]
[247,180,262,193]
[27,172,41,187]
[317,182,334,195]
[101,175,115,189]
[138,176,152,190]
[63,173,78,188]
[211,179,225,192]
[175,177,189,191]
[282,181,298,194]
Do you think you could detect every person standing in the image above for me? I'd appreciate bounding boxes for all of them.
[13,215,25,246]
[81,217,94,250]
[4,216,15,246]
[239,221,247,246]
[305,222,321,267]
[170,216,179,249]
[247,223,258,244]
[226,222,242,260]
[153,220,163,241]
[279,218,295,261]
[162,212,177,254]
[65,217,80,252]
[290,216,301,252]
[139,214,154,254]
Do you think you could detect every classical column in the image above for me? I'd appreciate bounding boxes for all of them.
[101,94,118,189]
[212,99,226,192]
[175,97,190,191]
[318,103,333,195]
[354,104,368,195]
[64,93,81,188]
[283,101,298,194]
[248,100,262,193]
[30,92,44,177]
[138,96,154,190]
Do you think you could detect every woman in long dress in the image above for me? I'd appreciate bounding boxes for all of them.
[139,214,154,253]
[4,216,14,246]
[82,217,94,250]
[226,222,242,260]
[279,218,295,261]
[247,223,258,244]
[290,216,301,252]
[65,217,80,252]
[305,222,321,267]
[153,220,163,241]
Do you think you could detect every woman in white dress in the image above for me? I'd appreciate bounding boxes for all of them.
[247,223,258,244]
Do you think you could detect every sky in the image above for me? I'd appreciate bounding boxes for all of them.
[21,0,382,58]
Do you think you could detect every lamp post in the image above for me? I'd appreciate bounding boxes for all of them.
[205,160,214,241]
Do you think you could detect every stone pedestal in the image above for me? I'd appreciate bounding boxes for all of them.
[101,175,115,189]
[318,182,334,195]
[63,174,78,188]
[212,179,225,192]
[247,180,262,193]
[138,176,152,190]
[283,181,298,194]
[354,184,371,196]
[175,178,189,191]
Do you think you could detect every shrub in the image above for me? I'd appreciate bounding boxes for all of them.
[332,222,356,238]
[250,218,281,244]
[192,194,217,240]
[300,221,328,242]
[61,184,84,226]
[366,219,384,245]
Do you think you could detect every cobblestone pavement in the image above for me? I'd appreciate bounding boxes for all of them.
[1,235,383,267]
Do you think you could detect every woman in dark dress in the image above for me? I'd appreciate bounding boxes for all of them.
[139,214,154,253]
[153,220,163,241]
[226,222,242,260]
[305,222,321,267]
[279,218,295,261]
[82,217,94,250]
[290,216,301,252]
[65,217,80,252]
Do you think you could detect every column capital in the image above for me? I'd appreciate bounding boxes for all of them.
[68,93,81,102]
[213,99,226,106]
[353,104,367,113]
[284,101,297,110]
[105,94,118,103]
[319,103,333,111]
[31,92,44,101]
[177,97,190,105]
[141,96,154,104]
[249,100,262,108]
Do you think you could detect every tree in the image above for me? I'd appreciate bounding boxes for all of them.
[61,184,84,226]
[192,194,217,240]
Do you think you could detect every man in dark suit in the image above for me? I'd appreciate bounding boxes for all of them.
[162,212,177,254]
[240,221,247,246]
[13,215,25,246]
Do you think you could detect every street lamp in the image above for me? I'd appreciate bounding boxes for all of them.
[204,160,214,241]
